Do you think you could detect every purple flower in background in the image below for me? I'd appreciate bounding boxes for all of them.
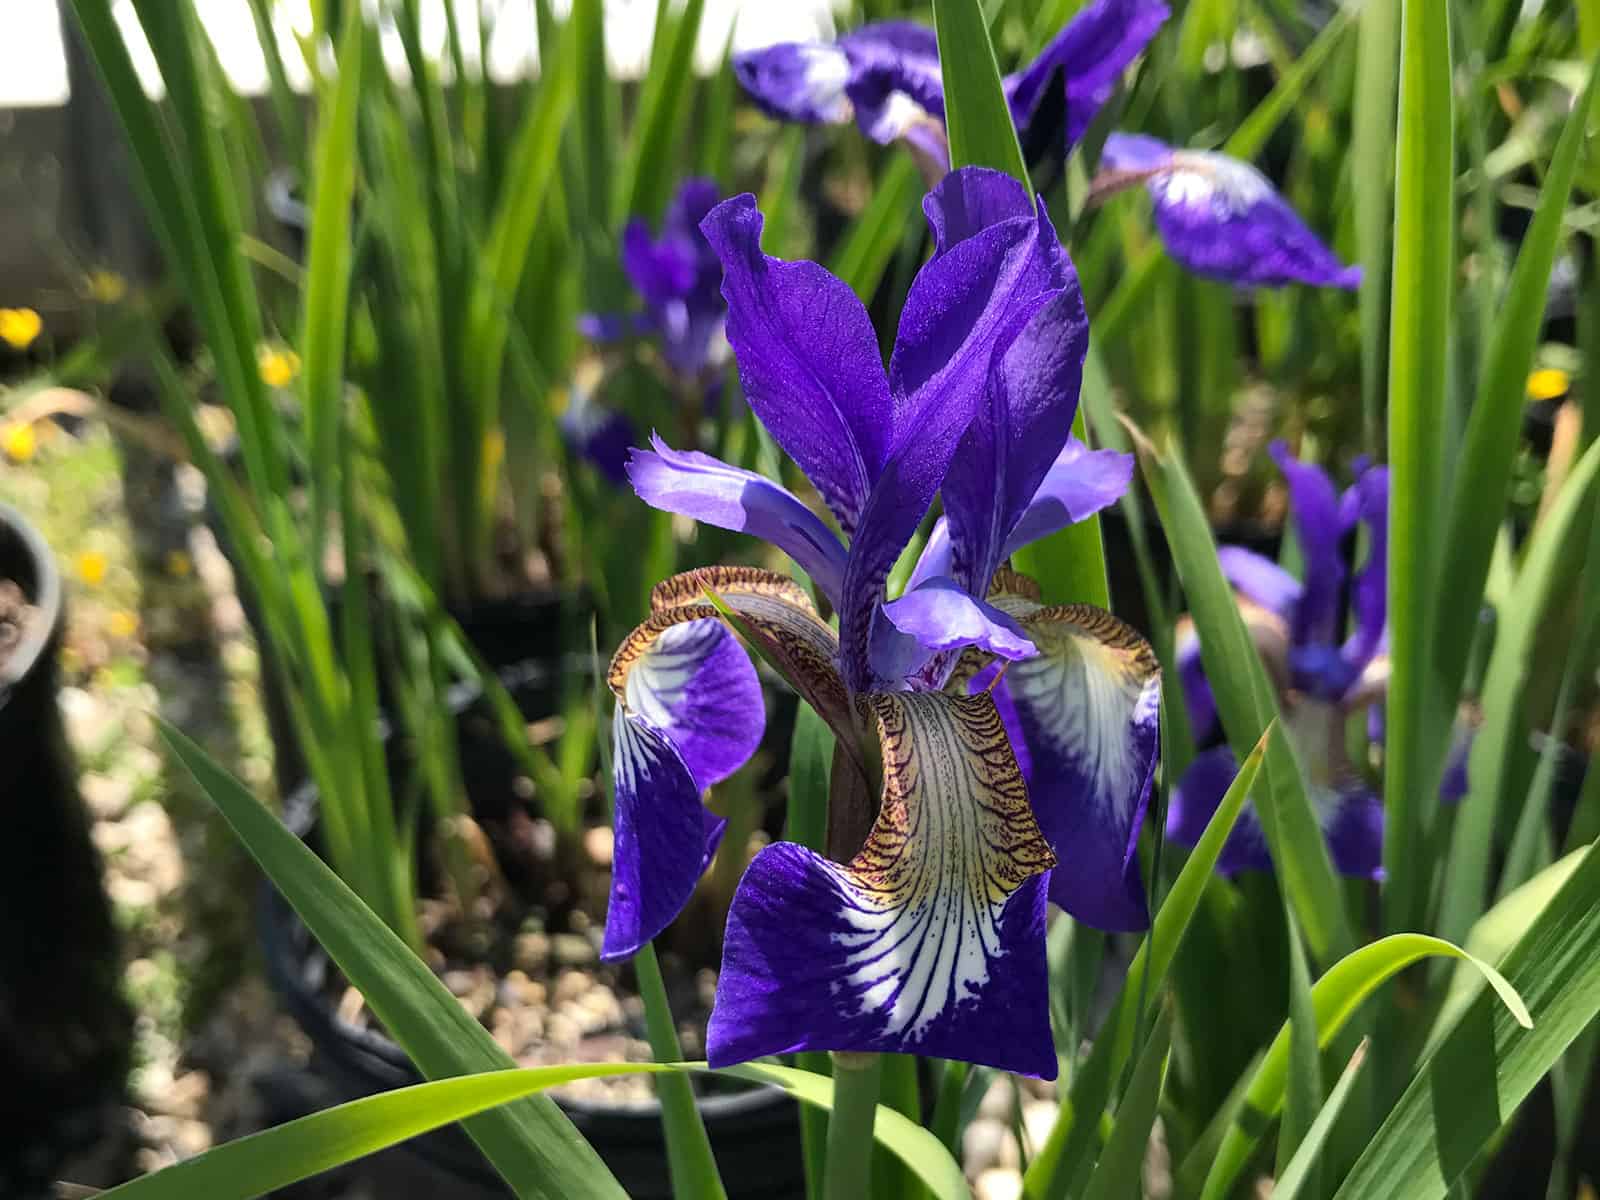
[1166,445,1408,879]
[734,0,1168,174]
[580,178,728,377]
[601,168,1160,1078]
[559,383,636,485]
[1094,134,1362,290]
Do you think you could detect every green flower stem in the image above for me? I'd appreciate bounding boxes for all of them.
[634,942,727,1200]
[824,1051,883,1200]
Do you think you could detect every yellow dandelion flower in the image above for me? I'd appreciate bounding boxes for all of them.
[257,344,302,388]
[3,422,36,463]
[165,549,193,578]
[86,270,128,304]
[1527,367,1570,401]
[0,308,43,351]
[77,550,109,588]
[107,610,139,638]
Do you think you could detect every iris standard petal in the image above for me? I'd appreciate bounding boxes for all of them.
[1166,746,1274,875]
[1269,442,1347,648]
[1005,0,1170,154]
[701,195,892,536]
[603,598,766,960]
[989,583,1161,931]
[621,220,698,305]
[1099,135,1362,290]
[1340,464,1390,675]
[627,436,849,605]
[874,576,1037,682]
[1216,545,1303,623]
[1002,438,1134,558]
[1322,785,1385,880]
[733,41,854,125]
[707,690,1058,1077]
[838,22,946,146]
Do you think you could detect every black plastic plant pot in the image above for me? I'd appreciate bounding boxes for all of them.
[0,502,131,1194]
[256,673,806,1200]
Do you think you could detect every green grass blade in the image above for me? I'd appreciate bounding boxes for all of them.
[634,943,727,1200]
[933,0,1031,192]
[91,1058,967,1200]
[1431,54,1600,752]
[1436,439,1600,946]
[1136,430,1355,962]
[828,154,925,301]
[1334,844,1600,1199]
[1200,934,1530,1200]
[300,3,364,563]
[1382,0,1455,934]
[157,723,627,1199]
[1022,729,1270,1200]
[1276,910,1322,1183]
[1271,1040,1371,1200]
[1079,1011,1172,1200]
[1354,0,1399,454]
[617,0,707,222]
[1222,6,1355,160]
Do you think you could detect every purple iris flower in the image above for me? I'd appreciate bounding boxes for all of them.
[559,382,636,486]
[579,178,728,378]
[1167,444,1401,878]
[733,0,1169,174]
[1094,133,1361,290]
[600,168,1160,1078]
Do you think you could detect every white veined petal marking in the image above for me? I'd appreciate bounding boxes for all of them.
[1158,150,1273,218]
[624,619,726,731]
[818,692,1055,1043]
[990,592,1162,828]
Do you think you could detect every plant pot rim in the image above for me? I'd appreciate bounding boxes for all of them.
[257,677,792,1130]
[0,499,63,693]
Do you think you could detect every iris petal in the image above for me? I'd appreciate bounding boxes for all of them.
[989,585,1161,931]
[733,42,854,125]
[1100,135,1362,290]
[874,576,1037,683]
[1167,746,1273,876]
[1268,442,1347,648]
[1001,438,1133,559]
[700,195,891,537]
[707,690,1057,1077]
[627,436,849,606]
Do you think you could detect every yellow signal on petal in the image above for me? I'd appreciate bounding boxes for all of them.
[0,307,43,350]
[1526,367,1570,401]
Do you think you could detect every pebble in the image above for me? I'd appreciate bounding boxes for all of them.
[963,1117,1011,1174]
[554,969,592,1005]
[975,1167,1023,1200]
[552,931,597,966]
[1021,1100,1058,1157]
[514,931,550,972]
[583,826,614,867]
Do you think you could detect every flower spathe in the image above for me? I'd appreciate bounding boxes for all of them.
[603,167,1162,1078]
[1095,134,1362,290]
[733,0,1169,174]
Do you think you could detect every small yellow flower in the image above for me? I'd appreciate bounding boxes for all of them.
[1527,367,1570,401]
[0,307,43,351]
[257,344,302,388]
[2,422,36,463]
[107,609,139,638]
[484,429,506,470]
[165,549,193,578]
[86,269,128,304]
[77,550,108,588]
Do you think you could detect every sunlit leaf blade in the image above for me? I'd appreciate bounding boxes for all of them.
[617,0,707,222]
[157,723,626,1200]
[1135,430,1354,962]
[1276,911,1321,1182]
[933,0,1031,190]
[1200,934,1531,1200]
[89,1060,967,1200]
[1271,1041,1371,1200]
[1352,0,1399,456]
[1023,729,1270,1200]
[1436,439,1600,946]
[1079,1012,1172,1200]
[1430,53,1600,790]
[1335,844,1600,1199]
[1382,0,1455,933]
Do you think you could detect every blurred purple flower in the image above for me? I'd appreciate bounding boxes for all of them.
[1095,134,1362,289]
[602,168,1157,1078]
[580,178,728,377]
[559,384,636,485]
[734,0,1168,173]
